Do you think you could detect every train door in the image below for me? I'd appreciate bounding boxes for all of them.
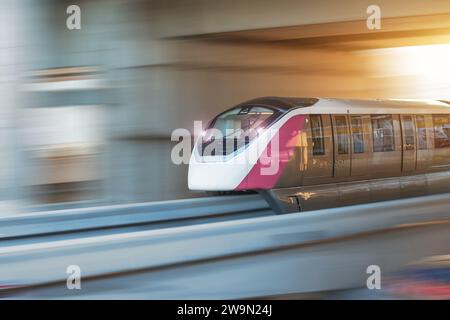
[331,115,351,178]
[415,115,433,171]
[349,115,370,177]
[400,115,417,172]
[303,114,334,184]
[300,114,338,210]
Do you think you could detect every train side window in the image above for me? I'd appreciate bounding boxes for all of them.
[416,115,427,149]
[335,116,349,154]
[402,115,415,150]
[371,115,395,152]
[433,114,450,148]
[350,116,364,153]
[310,115,325,156]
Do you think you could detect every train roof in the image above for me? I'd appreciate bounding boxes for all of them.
[237,97,319,110]
[238,96,450,114]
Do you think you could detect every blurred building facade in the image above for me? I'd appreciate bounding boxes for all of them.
[1,0,450,210]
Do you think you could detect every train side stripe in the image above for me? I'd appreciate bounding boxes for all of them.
[236,115,306,190]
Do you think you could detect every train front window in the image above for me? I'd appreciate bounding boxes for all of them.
[211,106,274,137]
[371,115,395,152]
[433,114,450,148]
[201,106,277,156]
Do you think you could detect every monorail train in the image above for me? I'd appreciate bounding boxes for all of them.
[188,97,450,213]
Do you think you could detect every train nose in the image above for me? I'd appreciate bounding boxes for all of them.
[188,153,249,191]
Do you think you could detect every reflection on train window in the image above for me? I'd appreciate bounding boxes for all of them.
[351,116,364,153]
[371,115,395,152]
[310,115,325,156]
[335,116,349,154]
[402,116,415,150]
[416,115,427,150]
[205,106,276,155]
[212,106,274,136]
[433,114,450,148]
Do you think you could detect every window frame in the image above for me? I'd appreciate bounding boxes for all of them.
[415,114,428,150]
[371,114,395,152]
[401,115,416,151]
[334,115,349,155]
[310,114,325,156]
[350,115,365,154]
[432,114,450,149]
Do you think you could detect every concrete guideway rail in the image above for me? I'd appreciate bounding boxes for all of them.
[0,194,270,240]
[0,192,449,298]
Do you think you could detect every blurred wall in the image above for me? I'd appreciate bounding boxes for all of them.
[0,1,26,209]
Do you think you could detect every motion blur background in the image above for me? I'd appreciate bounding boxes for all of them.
[1,0,450,212]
